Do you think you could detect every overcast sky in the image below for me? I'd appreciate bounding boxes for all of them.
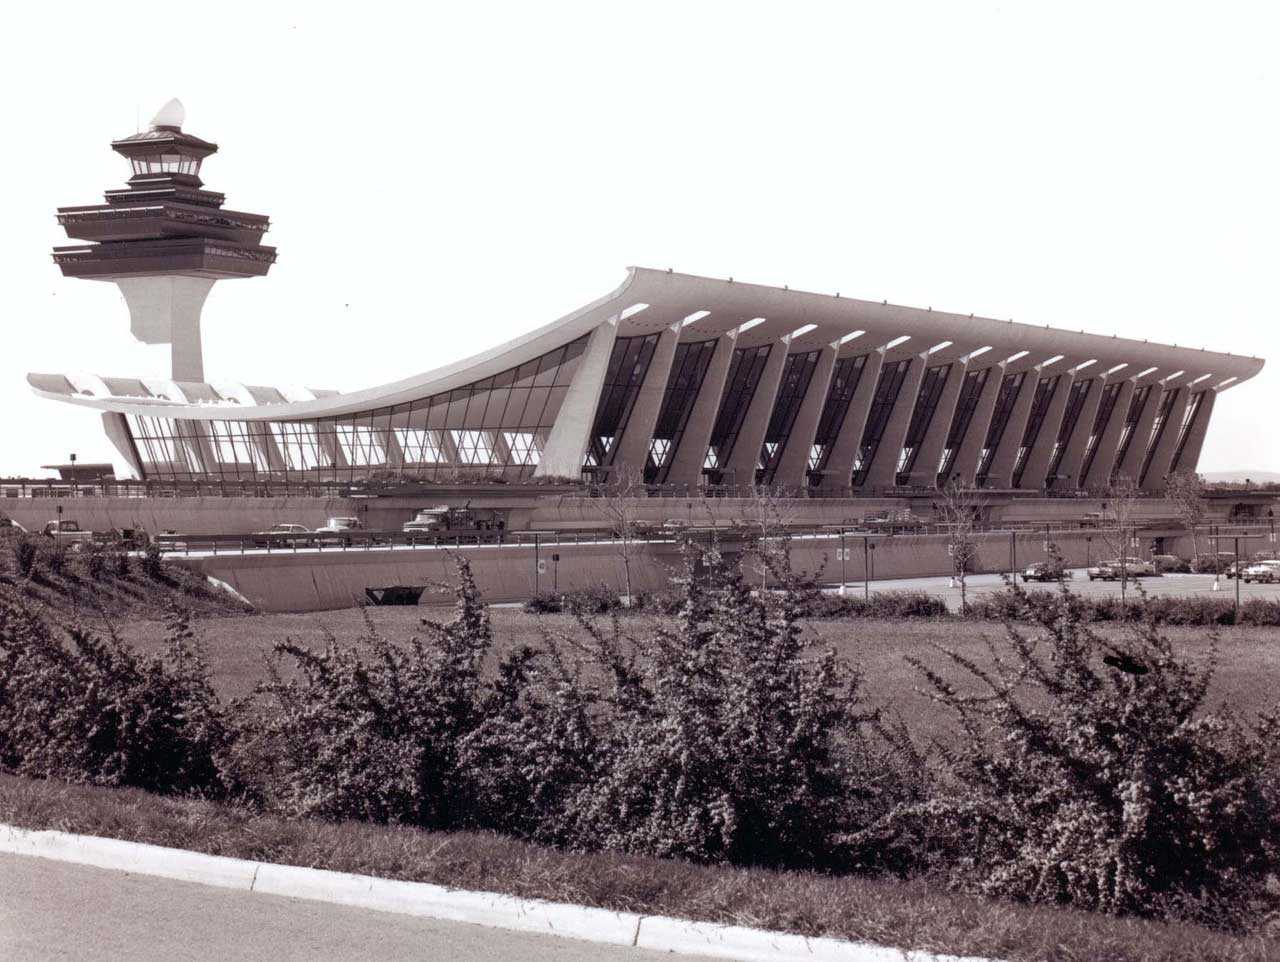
[2,1,1275,477]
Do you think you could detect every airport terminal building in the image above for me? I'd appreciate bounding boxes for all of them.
[30,104,1263,496]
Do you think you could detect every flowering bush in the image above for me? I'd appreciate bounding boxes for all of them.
[864,580,1280,926]
[473,546,892,866]
[0,593,234,796]
[243,559,493,827]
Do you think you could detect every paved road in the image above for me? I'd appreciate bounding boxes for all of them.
[0,853,715,962]
[827,570,1280,612]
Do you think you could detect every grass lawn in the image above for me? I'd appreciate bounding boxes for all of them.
[112,606,1280,745]
[2,773,1275,962]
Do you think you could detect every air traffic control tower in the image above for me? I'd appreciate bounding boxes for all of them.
[51,99,276,381]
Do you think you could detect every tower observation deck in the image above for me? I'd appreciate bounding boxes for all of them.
[52,99,276,381]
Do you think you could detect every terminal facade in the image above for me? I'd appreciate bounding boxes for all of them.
[31,105,1263,496]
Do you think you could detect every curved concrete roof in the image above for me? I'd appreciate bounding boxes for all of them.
[29,267,1263,421]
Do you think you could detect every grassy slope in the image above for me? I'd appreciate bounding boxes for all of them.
[113,608,1280,745]
[0,531,250,621]
[2,773,1274,962]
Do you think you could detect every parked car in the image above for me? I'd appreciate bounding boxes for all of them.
[0,516,27,533]
[1087,557,1158,581]
[42,519,94,550]
[1022,561,1073,582]
[252,523,313,547]
[315,516,363,545]
[1243,560,1280,584]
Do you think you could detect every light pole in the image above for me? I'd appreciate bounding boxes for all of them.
[1235,534,1242,621]
[839,529,847,596]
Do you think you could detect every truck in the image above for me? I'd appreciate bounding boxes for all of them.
[42,519,95,549]
[403,504,508,535]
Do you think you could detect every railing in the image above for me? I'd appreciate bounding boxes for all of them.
[150,518,1246,559]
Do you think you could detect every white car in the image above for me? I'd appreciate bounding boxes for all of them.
[315,516,363,545]
[252,523,313,547]
[1242,560,1280,584]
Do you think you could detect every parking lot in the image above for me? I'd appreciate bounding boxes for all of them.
[832,570,1280,612]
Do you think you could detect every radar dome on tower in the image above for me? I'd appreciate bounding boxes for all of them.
[149,98,186,130]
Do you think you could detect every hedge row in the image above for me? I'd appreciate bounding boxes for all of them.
[2,557,1279,931]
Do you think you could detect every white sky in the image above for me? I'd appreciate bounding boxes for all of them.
[2,1,1276,477]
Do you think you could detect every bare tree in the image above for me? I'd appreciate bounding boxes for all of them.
[935,479,983,614]
[1165,469,1206,564]
[1100,475,1142,609]
[732,484,799,591]
[1100,475,1140,562]
[596,465,647,605]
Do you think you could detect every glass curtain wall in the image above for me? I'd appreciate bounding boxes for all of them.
[757,350,820,484]
[124,335,589,482]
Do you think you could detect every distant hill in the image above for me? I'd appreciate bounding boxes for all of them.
[1201,471,1280,484]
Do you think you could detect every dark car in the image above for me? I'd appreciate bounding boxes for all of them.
[1022,561,1073,582]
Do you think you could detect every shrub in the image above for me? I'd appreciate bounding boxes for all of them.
[968,588,1280,627]
[0,593,234,796]
[863,580,1280,927]
[11,536,38,579]
[83,544,107,581]
[141,543,164,579]
[805,590,950,620]
[45,542,67,577]
[481,547,892,867]
[244,558,493,827]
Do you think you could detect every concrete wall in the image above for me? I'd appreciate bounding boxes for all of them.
[182,541,688,612]
[177,527,1149,613]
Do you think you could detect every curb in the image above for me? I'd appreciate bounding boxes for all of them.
[0,824,992,962]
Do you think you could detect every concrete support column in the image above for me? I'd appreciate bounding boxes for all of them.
[535,318,619,478]
[820,349,886,490]
[178,420,218,477]
[947,361,1005,487]
[384,424,406,469]
[316,424,346,472]
[905,358,967,489]
[1170,389,1216,476]
[102,412,144,480]
[251,427,286,475]
[1049,377,1105,491]
[1114,387,1160,485]
[724,337,791,486]
[772,342,838,488]
[862,355,927,491]
[115,275,216,382]
[439,429,461,467]
[1141,387,1189,493]
[608,322,681,479]
[982,370,1040,489]
[1018,372,1075,491]
[1082,378,1135,490]
[664,330,738,489]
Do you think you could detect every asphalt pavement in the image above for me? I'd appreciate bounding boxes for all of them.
[827,570,1280,612]
[0,853,717,962]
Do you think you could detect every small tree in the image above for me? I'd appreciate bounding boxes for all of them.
[1165,469,1206,564]
[936,479,982,613]
[596,465,646,605]
[1101,476,1142,607]
[733,484,798,591]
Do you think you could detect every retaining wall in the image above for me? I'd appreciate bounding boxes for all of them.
[179,528,1150,613]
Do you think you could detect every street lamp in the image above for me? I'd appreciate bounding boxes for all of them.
[838,529,847,596]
